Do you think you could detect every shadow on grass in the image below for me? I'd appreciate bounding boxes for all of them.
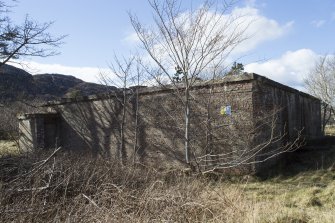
[257,136,335,180]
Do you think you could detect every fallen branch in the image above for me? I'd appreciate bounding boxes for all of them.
[82,193,100,209]
[7,147,62,185]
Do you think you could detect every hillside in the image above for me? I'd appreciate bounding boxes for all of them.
[0,64,116,101]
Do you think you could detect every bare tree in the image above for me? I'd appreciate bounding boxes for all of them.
[305,54,335,133]
[130,0,249,164]
[196,109,302,173]
[0,1,66,67]
[132,58,145,163]
[99,56,144,163]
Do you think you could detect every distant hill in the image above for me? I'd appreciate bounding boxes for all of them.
[0,64,116,101]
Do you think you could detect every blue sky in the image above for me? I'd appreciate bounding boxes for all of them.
[9,0,335,90]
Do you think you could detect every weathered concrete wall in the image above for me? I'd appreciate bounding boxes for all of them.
[135,80,256,171]
[252,75,321,139]
[252,75,322,171]
[46,79,255,170]
[18,73,322,173]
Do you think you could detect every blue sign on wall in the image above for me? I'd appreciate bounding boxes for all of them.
[220,105,232,116]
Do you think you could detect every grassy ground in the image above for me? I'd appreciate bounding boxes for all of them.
[0,142,334,222]
[325,125,335,136]
[230,147,335,222]
[0,140,20,157]
[239,170,335,222]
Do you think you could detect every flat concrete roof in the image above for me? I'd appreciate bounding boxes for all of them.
[43,73,320,106]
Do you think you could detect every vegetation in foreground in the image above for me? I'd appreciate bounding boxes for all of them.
[0,140,20,157]
[325,125,335,136]
[0,143,334,222]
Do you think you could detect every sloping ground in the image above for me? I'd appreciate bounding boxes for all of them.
[0,139,334,222]
[0,64,117,140]
[0,64,35,101]
[0,64,116,101]
[240,145,335,222]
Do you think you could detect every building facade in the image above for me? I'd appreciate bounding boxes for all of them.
[18,73,322,173]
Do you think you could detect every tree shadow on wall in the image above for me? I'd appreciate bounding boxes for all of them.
[57,97,122,158]
[139,93,186,165]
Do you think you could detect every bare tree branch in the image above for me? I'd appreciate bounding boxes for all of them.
[305,54,335,133]
[130,0,250,164]
[0,2,66,67]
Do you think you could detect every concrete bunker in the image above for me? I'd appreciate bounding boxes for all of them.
[18,73,322,173]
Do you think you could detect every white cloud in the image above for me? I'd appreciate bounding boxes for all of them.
[245,0,256,7]
[122,32,140,45]
[244,0,267,8]
[12,4,302,90]
[124,5,294,66]
[10,61,109,84]
[230,7,293,56]
[311,19,326,28]
[7,50,320,93]
[244,49,319,91]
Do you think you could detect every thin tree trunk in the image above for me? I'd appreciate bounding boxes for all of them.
[0,43,26,67]
[133,87,139,163]
[119,88,127,163]
[184,87,190,164]
[205,87,213,166]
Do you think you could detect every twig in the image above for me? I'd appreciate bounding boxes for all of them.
[82,193,100,209]
[7,147,62,184]
[13,186,50,192]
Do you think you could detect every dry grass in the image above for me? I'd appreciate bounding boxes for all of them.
[325,125,335,136]
[0,148,334,222]
[240,169,335,222]
[0,140,20,157]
